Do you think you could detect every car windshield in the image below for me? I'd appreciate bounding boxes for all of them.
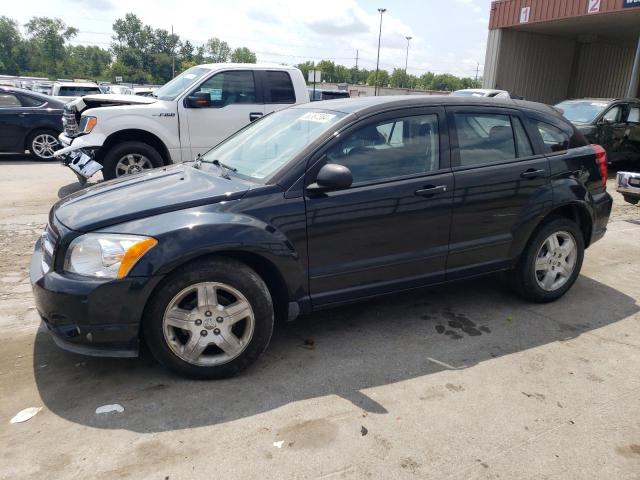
[202,109,347,180]
[555,100,609,123]
[154,67,210,101]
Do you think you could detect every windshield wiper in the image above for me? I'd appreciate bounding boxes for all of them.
[212,159,237,179]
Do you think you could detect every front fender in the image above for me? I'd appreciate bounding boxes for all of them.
[98,202,308,302]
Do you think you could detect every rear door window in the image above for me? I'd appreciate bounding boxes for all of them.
[453,113,517,166]
[265,71,295,104]
[20,95,46,107]
[628,106,640,123]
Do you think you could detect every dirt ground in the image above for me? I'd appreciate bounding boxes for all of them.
[0,158,639,480]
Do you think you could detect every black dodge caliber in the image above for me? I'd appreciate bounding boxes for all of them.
[31,96,613,379]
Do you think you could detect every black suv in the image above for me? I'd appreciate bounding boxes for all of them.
[556,98,640,164]
[31,96,613,378]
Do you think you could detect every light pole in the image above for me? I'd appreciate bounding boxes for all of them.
[374,8,386,96]
[404,36,412,88]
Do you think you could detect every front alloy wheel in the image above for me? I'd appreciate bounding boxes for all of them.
[163,282,255,366]
[115,153,153,177]
[144,257,274,379]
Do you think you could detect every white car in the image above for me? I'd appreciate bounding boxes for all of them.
[450,88,511,99]
[55,64,310,182]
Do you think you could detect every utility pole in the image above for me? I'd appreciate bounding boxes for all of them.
[355,49,359,83]
[374,8,386,96]
[404,36,412,88]
[475,62,480,85]
[171,25,175,78]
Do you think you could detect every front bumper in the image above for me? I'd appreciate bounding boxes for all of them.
[30,238,162,358]
[55,133,104,180]
[617,171,640,205]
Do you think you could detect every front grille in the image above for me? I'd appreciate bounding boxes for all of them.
[63,111,79,137]
[41,224,58,273]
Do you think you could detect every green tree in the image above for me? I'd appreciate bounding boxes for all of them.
[430,73,462,91]
[24,17,77,76]
[367,69,389,87]
[206,37,231,63]
[0,16,22,74]
[230,47,256,63]
[389,68,409,88]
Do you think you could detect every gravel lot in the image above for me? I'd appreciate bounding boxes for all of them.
[1,158,639,480]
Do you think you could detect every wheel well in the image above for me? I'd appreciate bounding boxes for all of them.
[148,251,291,325]
[99,129,172,165]
[541,204,592,247]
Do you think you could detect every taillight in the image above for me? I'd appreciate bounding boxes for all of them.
[592,144,608,188]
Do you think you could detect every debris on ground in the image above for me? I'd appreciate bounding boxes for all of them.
[360,426,368,436]
[273,440,284,449]
[95,404,124,415]
[10,407,42,424]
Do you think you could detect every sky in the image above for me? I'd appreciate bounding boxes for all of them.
[4,0,493,79]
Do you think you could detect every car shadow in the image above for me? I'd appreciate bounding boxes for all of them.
[32,274,638,433]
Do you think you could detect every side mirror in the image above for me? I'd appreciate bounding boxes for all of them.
[307,164,353,194]
[185,91,211,108]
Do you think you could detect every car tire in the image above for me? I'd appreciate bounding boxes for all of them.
[510,217,584,303]
[27,129,61,161]
[102,141,163,180]
[143,257,274,379]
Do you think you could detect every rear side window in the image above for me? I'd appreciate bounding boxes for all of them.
[454,113,517,166]
[629,106,640,123]
[20,95,45,107]
[265,71,295,104]
[535,121,570,153]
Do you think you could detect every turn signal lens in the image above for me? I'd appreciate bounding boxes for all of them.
[116,238,158,278]
[81,116,98,134]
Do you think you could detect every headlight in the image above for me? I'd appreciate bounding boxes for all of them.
[64,234,157,279]
[79,116,98,134]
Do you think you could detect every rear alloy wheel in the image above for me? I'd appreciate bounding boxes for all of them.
[534,231,577,292]
[144,257,274,379]
[511,217,584,303]
[29,131,60,160]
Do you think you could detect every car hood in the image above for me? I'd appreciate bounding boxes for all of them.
[54,163,256,232]
[66,94,157,113]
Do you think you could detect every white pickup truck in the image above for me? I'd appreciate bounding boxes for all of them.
[51,82,103,103]
[54,64,310,182]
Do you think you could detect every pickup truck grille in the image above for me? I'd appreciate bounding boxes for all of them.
[63,111,79,137]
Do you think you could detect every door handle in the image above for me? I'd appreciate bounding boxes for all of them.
[520,168,546,179]
[249,112,263,122]
[415,185,447,197]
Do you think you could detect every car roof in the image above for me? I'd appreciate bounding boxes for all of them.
[54,82,100,87]
[291,95,558,117]
[0,86,65,106]
[198,63,300,71]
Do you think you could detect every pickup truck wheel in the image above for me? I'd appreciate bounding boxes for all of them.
[143,257,274,379]
[511,217,584,303]
[102,141,163,180]
[28,129,60,161]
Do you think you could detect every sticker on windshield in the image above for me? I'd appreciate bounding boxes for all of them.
[591,102,608,107]
[299,112,336,123]
[183,74,197,80]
